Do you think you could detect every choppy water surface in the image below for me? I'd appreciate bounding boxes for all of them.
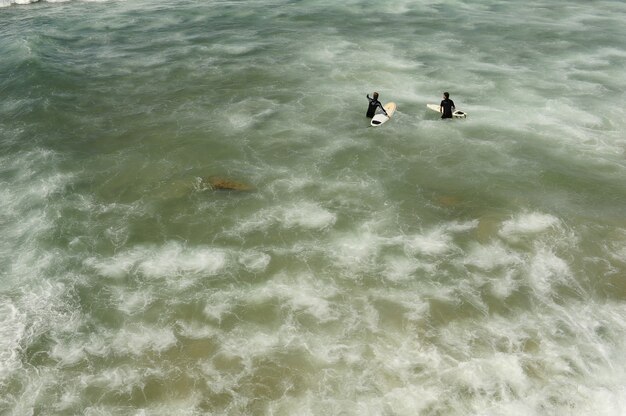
[1,0,626,414]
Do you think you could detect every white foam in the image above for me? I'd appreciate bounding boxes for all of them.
[606,230,626,263]
[611,244,626,263]
[0,303,25,382]
[1,369,52,415]
[200,359,244,396]
[176,320,219,340]
[137,243,227,279]
[404,228,454,256]
[453,352,529,398]
[280,202,337,230]
[210,41,262,56]
[330,230,382,270]
[103,225,129,250]
[50,341,86,367]
[463,241,524,271]
[124,395,205,416]
[84,248,138,279]
[403,221,478,257]
[303,337,362,367]
[0,150,72,292]
[54,385,82,413]
[216,329,284,370]
[253,273,339,323]
[306,40,354,63]
[226,97,277,129]
[383,385,440,415]
[381,255,421,282]
[85,241,228,281]
[526,248,572,296]
[83,333,109,357]
[202,291,234,324]
[81,366,150,396]
[232,202,336,234]
[17,280,81,337]
[369,287,430,323]
[267,174,316,194]
[489,269,519,299]
[113,287,155,316]
[111,326,177,356]
[238,250,271,273]
[575,384,626,416]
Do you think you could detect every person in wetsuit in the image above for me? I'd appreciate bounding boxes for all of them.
[366,92,388,118]
[439,92,456,119]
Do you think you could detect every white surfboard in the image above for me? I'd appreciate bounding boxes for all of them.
[370,102,397,127]
[427,103,467,119]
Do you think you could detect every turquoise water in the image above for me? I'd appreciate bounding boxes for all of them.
[1,0,626,414]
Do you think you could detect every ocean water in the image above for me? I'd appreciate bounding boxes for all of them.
[1,0,626,414]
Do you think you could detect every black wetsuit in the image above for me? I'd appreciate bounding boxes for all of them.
[366,95,386,118]
[440,98,456,119]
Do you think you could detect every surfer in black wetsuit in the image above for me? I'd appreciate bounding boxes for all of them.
[366,92,388,118]
[440,92,455,119]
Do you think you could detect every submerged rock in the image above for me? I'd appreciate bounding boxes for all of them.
[202,176,254,191]
[154,176,255,199]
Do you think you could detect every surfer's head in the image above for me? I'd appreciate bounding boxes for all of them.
[373,92,379,99]
[443,92,449,99]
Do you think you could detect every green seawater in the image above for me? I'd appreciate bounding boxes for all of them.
[1,0,626,414]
